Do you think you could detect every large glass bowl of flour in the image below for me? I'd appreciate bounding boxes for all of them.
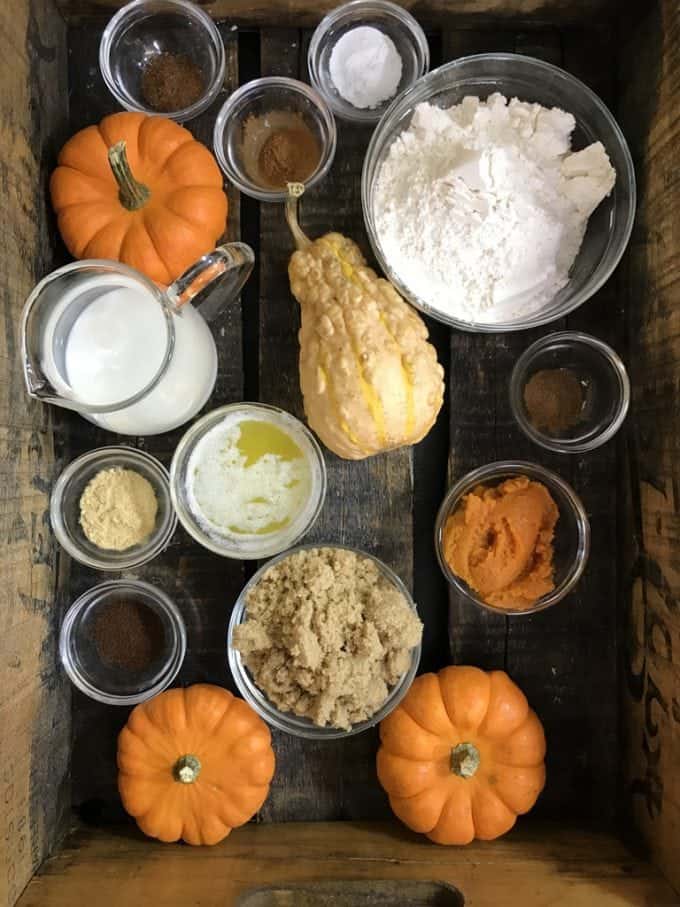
[362,54,635,332]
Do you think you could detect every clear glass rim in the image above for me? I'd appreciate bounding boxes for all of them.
[22,259,175,414]
[59,578,187,705]
[434,460,591,616]
[227,542,422,739]
[99,0,227,122]
[50,446,178,570]
[509,331,631,453]
[362,52,637,332]
[307,0,430,124]
[212,77,338,202]
[169,403,328,559]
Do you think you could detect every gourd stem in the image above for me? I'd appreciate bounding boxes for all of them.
[451,742,480,779]
[108,140,151,211]
[173,754,202,784]
[285,182,312,250]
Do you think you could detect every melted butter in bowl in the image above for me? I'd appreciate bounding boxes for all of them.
[171,404,327,559]
[188,419,311,537]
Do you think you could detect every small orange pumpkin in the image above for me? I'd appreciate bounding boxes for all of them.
[117,684,275,845]
[377,666,546,845]
[50,112,228,284]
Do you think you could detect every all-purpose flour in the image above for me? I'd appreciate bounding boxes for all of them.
[373,93,616,324]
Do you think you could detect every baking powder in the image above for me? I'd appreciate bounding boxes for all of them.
[329,26,403,110]
[373,93,617,324]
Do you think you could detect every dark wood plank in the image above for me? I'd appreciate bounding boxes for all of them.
[0,0,71,902]
[443,30,518,672]
[255,27,418,821]
[442,26,621,825]
[495,28,618,825]
[64,25,245,815]
[254,27,344,823]
[56,0,616,28]
[503,28,620,825]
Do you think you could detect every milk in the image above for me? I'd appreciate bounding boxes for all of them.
[64,284,167,407]
[41,273,217,436]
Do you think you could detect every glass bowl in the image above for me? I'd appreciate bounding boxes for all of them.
[59,579,186,705]
[99,0,226,122]
[51,446,177,571]
[362,53,636,332]
[435,461,590,616]
[170,403,327,559]
[213,77,337,202]
[227,543,422,739]
[308,0,429,124]
[510,331,630,453]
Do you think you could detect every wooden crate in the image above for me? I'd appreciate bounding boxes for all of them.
[1,0,678,904]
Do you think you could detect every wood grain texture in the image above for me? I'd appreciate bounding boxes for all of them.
[255,28,416,822]
[56,0,615,27]
[617,0,680,892]
[16,821,679,907]
[0,2,71,905]
[441,25,623,826]
[62,26,246,817]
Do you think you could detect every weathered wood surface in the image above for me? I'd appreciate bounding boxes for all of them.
[56,0,615,27]
[256,28,415,822]
[16,821,679,907]
[62,24,245,819]
[446,25,620,824]
[618,0,680,894]
[64,20,625,829]
[0,1,70,905]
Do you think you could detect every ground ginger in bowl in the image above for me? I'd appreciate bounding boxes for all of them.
[229,545,423,735]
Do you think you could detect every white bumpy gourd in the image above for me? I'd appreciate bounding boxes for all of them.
[287,193,445,460]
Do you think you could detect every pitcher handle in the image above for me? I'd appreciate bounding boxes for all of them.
[166,243,255,322]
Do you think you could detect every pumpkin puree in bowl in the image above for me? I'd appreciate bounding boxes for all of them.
[442,476,558,609]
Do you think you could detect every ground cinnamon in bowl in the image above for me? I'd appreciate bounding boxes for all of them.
[523,368,584,435]
[241,111,321,190]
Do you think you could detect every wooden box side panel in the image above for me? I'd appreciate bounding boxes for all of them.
[55,0,614,27]
[619,0,680,893]
[0,2,71,905]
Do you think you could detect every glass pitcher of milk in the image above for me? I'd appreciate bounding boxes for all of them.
[21,245,254,436]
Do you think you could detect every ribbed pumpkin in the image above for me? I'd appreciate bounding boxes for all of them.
[117,685,275,845]
[286,191,444,460]
[377,666,546,844]
[50,112,228,285]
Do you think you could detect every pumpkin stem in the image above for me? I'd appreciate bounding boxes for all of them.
[173,754,202,784]
[108,140,151,211]
[451,742,480,779]
[285,182,312,250]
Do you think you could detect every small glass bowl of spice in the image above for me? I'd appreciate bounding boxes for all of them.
[60,579,186,705]
[99,0,226,122]
[510,331,630,453]
[308,0,429,124]
[435,461,590,616]
[213,77,337,202]
[51,447,177,571]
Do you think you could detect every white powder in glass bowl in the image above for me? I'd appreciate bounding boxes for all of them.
[372,93,616,325]
[329,26,403,109]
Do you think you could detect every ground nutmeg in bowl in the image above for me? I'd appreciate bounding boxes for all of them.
[232,547,422,730]
[89,597,166,672]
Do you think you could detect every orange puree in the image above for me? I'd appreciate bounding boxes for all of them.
[442,475,559,610]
